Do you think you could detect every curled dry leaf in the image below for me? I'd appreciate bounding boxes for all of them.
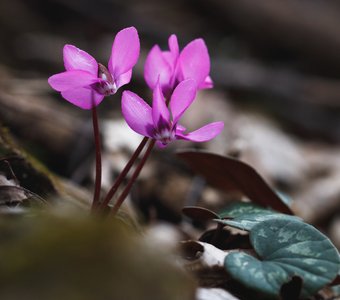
[177,150,293,214]
[182,206,220,223]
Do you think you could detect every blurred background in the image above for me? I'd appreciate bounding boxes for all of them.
[1,0,340,246]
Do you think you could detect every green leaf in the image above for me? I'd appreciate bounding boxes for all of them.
[216,202,300,231]
[224,219,340,299]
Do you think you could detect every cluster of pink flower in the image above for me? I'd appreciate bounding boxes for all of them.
[48,27,224,147]
[48,27,224,212]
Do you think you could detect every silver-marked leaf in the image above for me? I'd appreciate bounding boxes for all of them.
[216,202,300,231]
[224,219,340,298]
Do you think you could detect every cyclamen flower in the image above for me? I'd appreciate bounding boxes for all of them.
[48,27,140,109]
[122,79,224,148]
[144,34,213,96]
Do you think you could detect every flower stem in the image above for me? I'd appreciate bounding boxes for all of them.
[91,102,102,211]
[100,137,149,210]
[110,139,156,216]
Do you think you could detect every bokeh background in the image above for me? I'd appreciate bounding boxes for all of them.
[1,0,340,247]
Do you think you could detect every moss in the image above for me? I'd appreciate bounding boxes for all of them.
[0,213,194,300]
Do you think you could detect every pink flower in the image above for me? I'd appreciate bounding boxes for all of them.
[144,34,213,96]
[48,27,140,109]
[122,79,223,148]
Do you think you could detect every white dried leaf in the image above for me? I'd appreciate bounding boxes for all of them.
[0,173,27,203]
[0,174,18,186]
[196,288,239,300]
[234,115,307,186]
[102,119,142,152]
[183,241,229,271]
[145,222,182,250]
[195,242,228,267]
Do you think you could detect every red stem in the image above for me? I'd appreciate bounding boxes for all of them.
[91,103,102,211]
[110,139,156,216]
[100,136,149,210]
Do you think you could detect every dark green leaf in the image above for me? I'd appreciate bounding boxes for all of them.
[215,202,300,231]
[224,219,340,298]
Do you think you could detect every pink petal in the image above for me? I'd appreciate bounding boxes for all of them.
[199,75,214,89]
[176,122,224,142]
[168,34,179,59]
[170,79,197,124]
[156,141,168,149]
[109,27,140,78]
[176,124,186,133]
[115,69,132,89]
[122,91,153,137]
[161,35,179,68]
[179,38,210,87]
[144,45,172,90]
[63,45,98,75]
[61,88,104,109]
[163,51,176,69]
[152,82,170,128]
[48,70,97,92]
